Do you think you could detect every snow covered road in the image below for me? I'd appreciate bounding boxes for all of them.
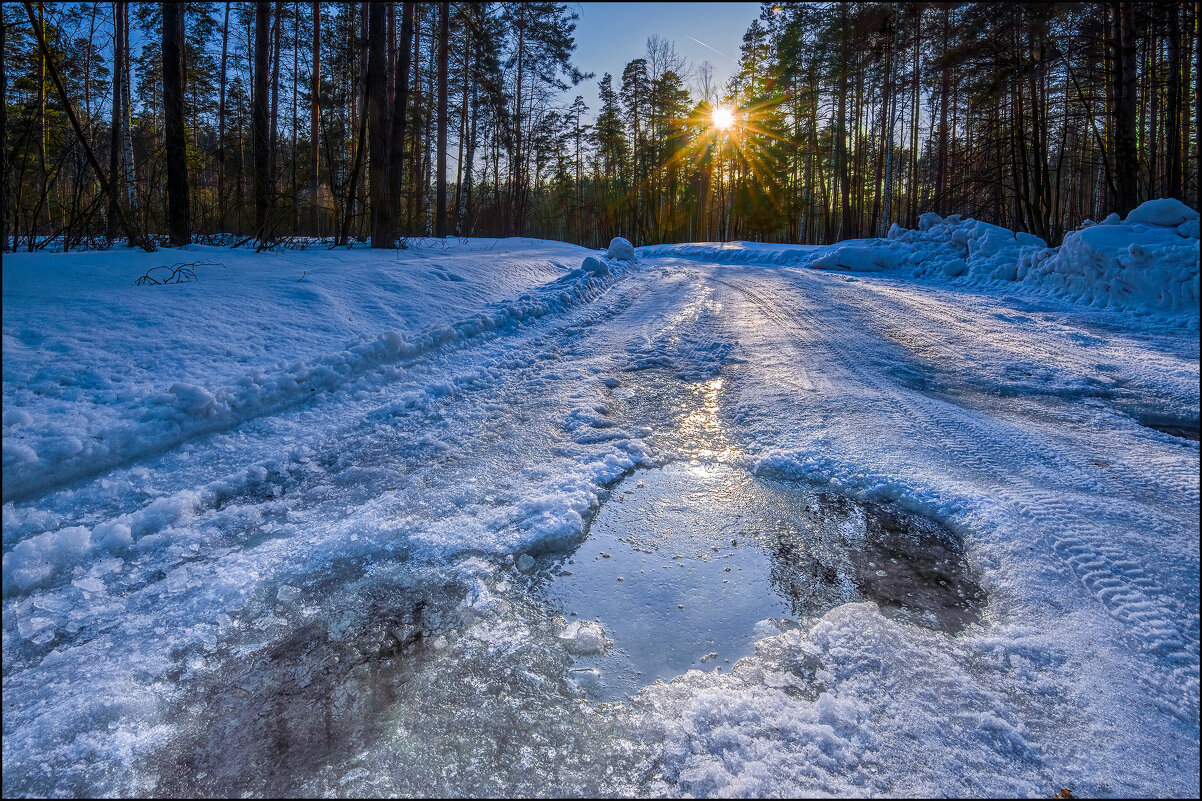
[3,237,1198,797]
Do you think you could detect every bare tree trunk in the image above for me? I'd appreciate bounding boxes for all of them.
[310,0,320,234]
[218,2,230,230]
[462,45,478,236]
[908,5,921,228]
[162,0,190,245]
[835,5,850,239]
[1165,3,1182,200]
[270,1,283,190]
[367,0,391,247]
[254,1,271,240]
[339,5,369,247]
[423,28,434,234]
[389,1,414,234]
[291,2,299,232]
[120,2,135,215]
[1112,1,1139,215]
[22,0,151,250]
[934,4,950,215]
[109,1,124,238]
[435,1,448,236]
[454,20,469,234]
[0,13,8,251]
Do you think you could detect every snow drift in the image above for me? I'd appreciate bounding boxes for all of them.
[2,243,634,505]
[640,198,1200,316]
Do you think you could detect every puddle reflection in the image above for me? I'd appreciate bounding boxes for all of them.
[544,463,984,701]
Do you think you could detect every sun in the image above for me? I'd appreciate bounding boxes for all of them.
[712,106,735,130]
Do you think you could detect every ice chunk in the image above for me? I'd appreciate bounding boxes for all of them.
[581,256,610,276]
[71,576,106,593]
[276,584,301,603]
[17,615,55,639]
[606,237,635,260]
[516,553,535,572]
[2,525,92,595]
[1124,198,1199,228]
[557,620,610,655]
[1177,219,1199,239]
[918,212,942,231]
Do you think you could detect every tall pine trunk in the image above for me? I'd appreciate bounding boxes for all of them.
[934,5,950,215]
[435,1,448,236]
[367,0,391,247]
[254,2,271,240]
[109,1,124,239]
[162,0,190,245]
[1112,1,1139,215]
[1165,4,1182,200]
[218,2,230,230]
[389,2,414,234]
[309,0,320,233]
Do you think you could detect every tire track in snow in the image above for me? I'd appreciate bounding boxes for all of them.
[2,259,635,506]
[708,268,1199,719]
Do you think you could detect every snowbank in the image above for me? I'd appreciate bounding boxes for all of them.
[882,199,1199,314]
[638,199,1200,316]
[1,240,632,504]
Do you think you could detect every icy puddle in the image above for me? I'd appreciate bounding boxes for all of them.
[543,462,985,700]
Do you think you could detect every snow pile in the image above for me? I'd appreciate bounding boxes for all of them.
[606,237,636,261]
[881,198,1199,314]
[639,199,1199,316]
[810,244,897,273]
[1,240,632,504]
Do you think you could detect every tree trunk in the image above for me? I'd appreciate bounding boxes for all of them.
[291,3,299,232]
[367,0,391,247]
[270,1,283,189]
[454,17,470,234]
[0,13,7,251]
[435,1,448,236]
[934,5,950,215]
[390,1,414,234]
[109,1,124,239]
[121,2,135,215]
[1112,1,1139,215]
[23,0,151,250]
[218,2,230,230]
[162,0,190,245]
[309,0,320,233]
[909,6,921,228]
[837,5,851,239]
[879,13,896,236]
[339,5,370,247]
[1165,3,1181,200]
[254,1,272,240]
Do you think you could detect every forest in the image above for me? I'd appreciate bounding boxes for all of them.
[0,1,1197,252]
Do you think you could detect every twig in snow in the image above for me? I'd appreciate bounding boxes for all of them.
[136,261,226,286]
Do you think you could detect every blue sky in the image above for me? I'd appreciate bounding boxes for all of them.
[564,2,764,117]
